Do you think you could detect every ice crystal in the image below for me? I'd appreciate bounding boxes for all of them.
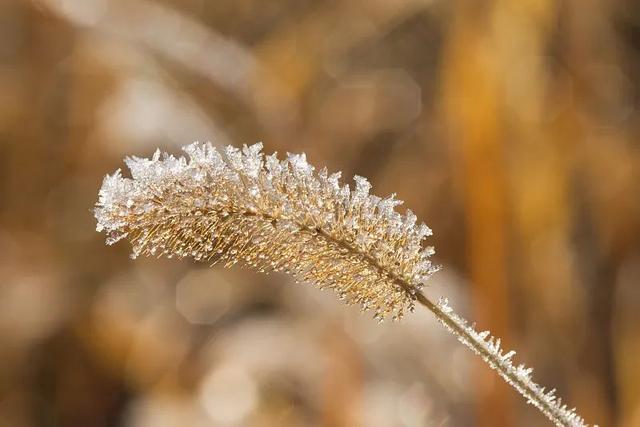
[95,142,438,320]
[431,297,589,427]
[96,141,591,427]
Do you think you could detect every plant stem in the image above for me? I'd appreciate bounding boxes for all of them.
[414,292,587,427]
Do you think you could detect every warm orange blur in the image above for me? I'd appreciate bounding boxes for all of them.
[1,1,638,426]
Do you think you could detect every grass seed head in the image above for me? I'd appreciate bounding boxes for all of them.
[95,142,438,320]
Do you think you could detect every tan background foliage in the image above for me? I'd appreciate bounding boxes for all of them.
[0,0,638,426]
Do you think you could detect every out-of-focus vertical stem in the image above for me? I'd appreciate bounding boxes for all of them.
[440,4,512,426]
[321,323,363,427]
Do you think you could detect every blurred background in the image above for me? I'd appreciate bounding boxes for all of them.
[1,0,639,426]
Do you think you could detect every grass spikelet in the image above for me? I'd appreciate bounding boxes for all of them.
[95,142,590,426]
[95,142,438,320]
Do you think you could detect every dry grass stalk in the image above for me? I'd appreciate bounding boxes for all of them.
[95,142,589,427]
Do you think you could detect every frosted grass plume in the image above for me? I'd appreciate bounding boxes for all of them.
[95,142,590,427]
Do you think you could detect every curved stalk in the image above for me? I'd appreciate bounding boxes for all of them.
[95,141,590,427]
[414,292,588,427]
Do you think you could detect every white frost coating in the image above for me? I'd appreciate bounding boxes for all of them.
[95,141,591,426]
[434,297,591,427]
[95,142,439,319]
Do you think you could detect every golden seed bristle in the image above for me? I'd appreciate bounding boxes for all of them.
[95,142,438,320]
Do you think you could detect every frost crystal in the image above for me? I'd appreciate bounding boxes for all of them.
[95,141,590,427]
[432,297,590,427]
[95,142,438,320]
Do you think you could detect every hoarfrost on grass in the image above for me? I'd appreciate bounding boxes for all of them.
[434,298,589,427]
[95,142,439,320]
[95,141,591,427]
